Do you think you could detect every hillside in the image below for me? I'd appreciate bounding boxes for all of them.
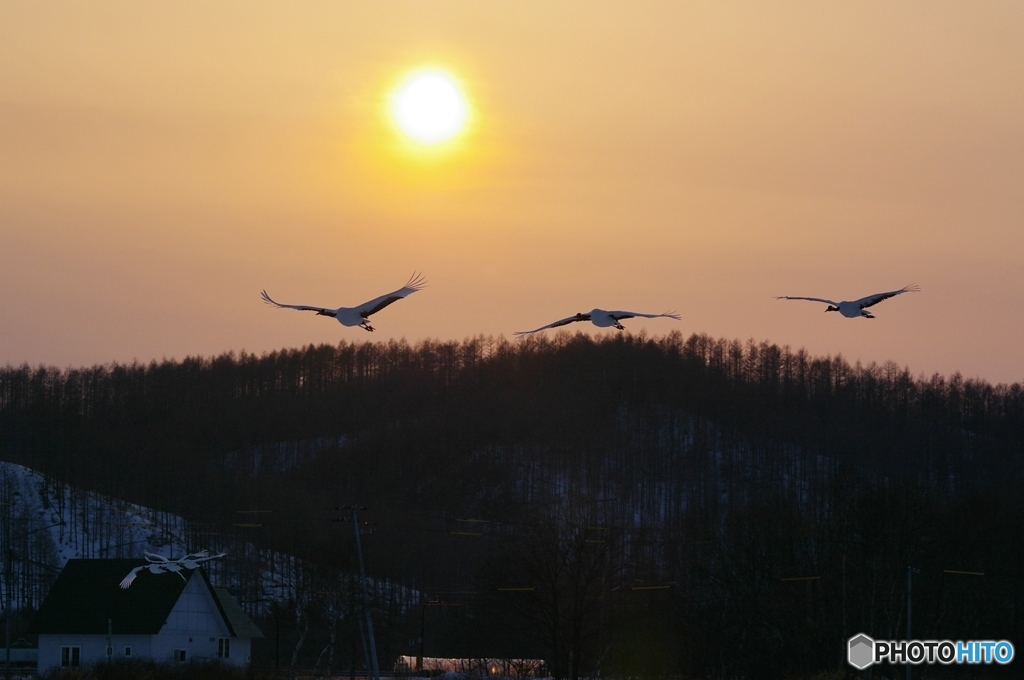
[2,331,1023,678]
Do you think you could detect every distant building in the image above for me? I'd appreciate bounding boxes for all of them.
[4,639,37,674]
[30,559,263,673]
[394,655,547,678]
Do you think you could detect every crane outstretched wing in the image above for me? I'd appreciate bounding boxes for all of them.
[606,310,681,321]
[260,290,333,315]
[514,314,590,337]
[353,272,427,318]
[119,566,144,589]
[776,296,839,305]
[855,284,920,309]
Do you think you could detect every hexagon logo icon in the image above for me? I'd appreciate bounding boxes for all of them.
[848,633,874,670]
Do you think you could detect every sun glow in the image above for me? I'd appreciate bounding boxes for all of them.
[390,68,470,145]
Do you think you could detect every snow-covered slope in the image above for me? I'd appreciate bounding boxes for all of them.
[0,460,418,624]
[2,461,195,562]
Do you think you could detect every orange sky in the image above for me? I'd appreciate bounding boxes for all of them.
[2,2,1022,383]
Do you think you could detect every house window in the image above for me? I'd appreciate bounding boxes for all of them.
[173,649,186,663]
[218,638,231,658]
[124,646,133,657]
[61,646,81,668]
[106,645,113,657]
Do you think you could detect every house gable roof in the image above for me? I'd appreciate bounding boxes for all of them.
[31,559,189,635]
[30,559,262,639]
[212,586,265,639]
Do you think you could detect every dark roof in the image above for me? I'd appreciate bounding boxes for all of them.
[212,587,265,639]
[30,559,189,635]
[30,559,262,639]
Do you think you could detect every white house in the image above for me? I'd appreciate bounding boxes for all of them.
[30,559,263,673]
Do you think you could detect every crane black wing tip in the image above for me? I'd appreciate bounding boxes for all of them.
[903,284,921,293]
[405,271,428,291]
[260,289,288,308]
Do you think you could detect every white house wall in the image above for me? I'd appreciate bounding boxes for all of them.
[153,574,249,666]
[164,575,230,636]
[38,575,252,671]
[37,633,152,673]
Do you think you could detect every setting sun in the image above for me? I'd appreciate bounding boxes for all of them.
[390,68,469,145]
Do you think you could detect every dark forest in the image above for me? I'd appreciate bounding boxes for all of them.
[2,331,1023,679]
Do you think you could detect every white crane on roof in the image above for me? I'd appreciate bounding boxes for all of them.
[776,284,920,318]
[514,309,680,336]
[118,563,177,589]
[261,273,426,332]
[119,550,228,589]
[177,550,227,570]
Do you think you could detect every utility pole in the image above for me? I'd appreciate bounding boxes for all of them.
[419,603,427,671]
[343,505,380,680]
